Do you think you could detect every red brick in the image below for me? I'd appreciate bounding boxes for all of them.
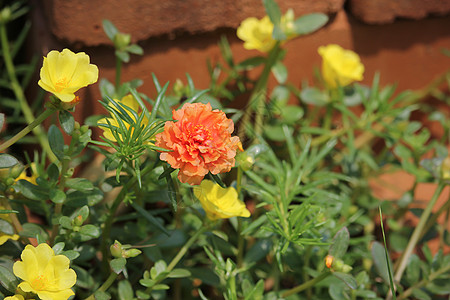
[350,0,450,24]
[42,0,344,46]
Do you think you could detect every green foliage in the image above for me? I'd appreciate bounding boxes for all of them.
[0,1,449,300]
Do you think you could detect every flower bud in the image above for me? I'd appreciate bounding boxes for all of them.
[236,152,255,172]
[110,240,123,258]
[73,215,84,227]
[114,33,131,50]
[0,7,11,24]
[123,248,142,258]
[441,156,450,181]
[325,255,334,268]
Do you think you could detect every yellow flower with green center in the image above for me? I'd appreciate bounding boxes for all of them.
[38,48,98,102]
[194,180,250,220]
[13,243,77,300]
[98,94,150,142]
[318,44,364,88]
[237,16,276,53]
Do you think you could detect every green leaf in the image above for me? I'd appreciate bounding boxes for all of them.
[333,272,357,290]
[20,223,48,240]
[72,205,90,222]
[263,0,281,26]
[300,87,330,106]
[48,124,64,161]
[152,284,170,290]
[329,227,349,258]
[59,110,75,135]
[131,202,169,236]
[236,56,266,71]
[371,241,394,283]
[406,254,421,284]
[102,19,118,41]
[65,178,94,191]
[116,50,130,63]
[15,179,48,201]
[47,163,60,182]
[0,219,14,235]
[293,13,328,35]
[52,242,65,255]
[126,44,143,55]
[49,189,66,204]
[411,288,431,300]
[0,265,19,292]
[168,268,191,278]
[244,279,264,300]
[280,105,303,124]
[118,280,134,300]
[110,257,127,274]
[271,61,287,84]
[79,224,101,239]
[139,278,155,288]
[0,113,4,132]
[0,153,19,169]
[62,250,80,260]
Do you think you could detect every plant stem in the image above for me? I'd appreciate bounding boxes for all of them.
[100,164,155,273]
[84,272,118,300]
[393,182,446,284]
[397,263,450,300]
[281,271,331,298]
[0,108,55,153]
[167,225,207,271]
[145,225,208,294]
[0,22,56,162]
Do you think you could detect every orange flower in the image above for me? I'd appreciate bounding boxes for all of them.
[155,103,240,185]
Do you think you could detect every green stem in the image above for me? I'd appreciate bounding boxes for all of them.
[393,182,446,283]
[0,108,55,152]
[145,225,208,294]
[397,263,450,300]
[281,271,331,298]
[0,22,56,162]
[100,164,155,273]
[167,226,207,271]
[84,272,118,300]
[419,191,450,242]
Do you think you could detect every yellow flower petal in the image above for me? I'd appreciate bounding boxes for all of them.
[194,180,250,220]
[38,48,98,103]
[13,243,77,299]
[318,44,364,88]
[0,233,19,245]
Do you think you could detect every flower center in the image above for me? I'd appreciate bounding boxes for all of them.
[32,274,49,290]
[186,124,213,154]
[55,77,69,92]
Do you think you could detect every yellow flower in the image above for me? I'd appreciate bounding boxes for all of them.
[14,164,37,185]
[237,16,276,53]
[5,295,25,300]
[318,44,364,88]
[194,180,250,220]
[98,94,149,142]
[13,243,77,300]
[0,232,19,245]
[38,48,98,102]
